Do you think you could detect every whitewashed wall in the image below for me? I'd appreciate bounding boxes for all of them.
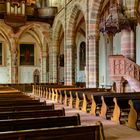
[18,32,41,83]
[0,68,9,83]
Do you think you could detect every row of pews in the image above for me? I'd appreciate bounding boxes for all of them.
[32,84,140,131]
[0,86,104,140]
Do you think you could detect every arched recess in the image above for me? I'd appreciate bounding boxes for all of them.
[75,16,86,85]
[66,4,86,85]
[33,69,40,83]
[57,25,64,83]
[17,23,48,83]
[51,20,64,84]
[0,24,12,83]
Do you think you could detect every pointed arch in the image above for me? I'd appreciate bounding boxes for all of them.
[67,4,86,43]
[51,20,64,83]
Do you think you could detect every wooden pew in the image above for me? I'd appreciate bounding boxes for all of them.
[90,95,102,116]
[33,85,76,100]
[90,93,140,122]
[0,100,46,107]
[0,103,54,112]
[127,99,140,130]
[75,92,83,110]
[100,96,114,119]
[99,94,138,120]
[0,114,81,132]
[81,93,92,112]
[70,89,112,111]
[69,91,76,108]
[111,97,133,123]
[0,108,65,120]
[54,87,83,104]
[0,122,105,140]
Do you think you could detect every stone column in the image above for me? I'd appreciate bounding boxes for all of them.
[11,38,18,83]
[42,49,47,83]
[121,28,136,61]
[86,35,99,88]
[105,34,113,85]
[49,42,54,83]
[64,45,73,85]
[52,44,57,83]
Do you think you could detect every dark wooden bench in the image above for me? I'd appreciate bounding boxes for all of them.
[0,122,104,140]
[34,85,76,100]
[0,103,54,112]
[0,114,81,132]
[0,108,65,120]
[54,88,82,104]
[0,100,46,107]
[111,96,140,124]
[71,89,112,111]
[90,92,140,119]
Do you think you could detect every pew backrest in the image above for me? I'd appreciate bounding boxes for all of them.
[0,114,81,132]
[0,104,54,112]
[0,108,65,119]
[0,123,104,140]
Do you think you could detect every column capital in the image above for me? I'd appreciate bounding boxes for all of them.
[88,34,100,41]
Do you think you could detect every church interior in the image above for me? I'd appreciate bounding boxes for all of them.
[0,0,140,139]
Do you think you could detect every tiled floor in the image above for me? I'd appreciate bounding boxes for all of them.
[45,99,140,140]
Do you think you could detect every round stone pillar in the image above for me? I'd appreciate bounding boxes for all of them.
[121,28,136,61]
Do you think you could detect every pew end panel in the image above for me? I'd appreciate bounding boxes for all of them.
[81,93,91,113]
[75,92,83,110]
[69,91,76,108]
[90,95,97,115]
[127,100,139,130]
[111,97,121,123]
[100,96,108,118]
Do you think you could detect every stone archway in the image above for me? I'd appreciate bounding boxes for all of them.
[66,4,86,85]
[51,20,64,83]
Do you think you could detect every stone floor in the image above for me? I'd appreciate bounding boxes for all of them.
[45,99,140,140]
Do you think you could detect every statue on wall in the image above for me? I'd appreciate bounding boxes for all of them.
[33,69,40,83]
[79,41,86,70]
[59,54,64,67]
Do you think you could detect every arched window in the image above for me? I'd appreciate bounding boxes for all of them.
[79,41,86,70]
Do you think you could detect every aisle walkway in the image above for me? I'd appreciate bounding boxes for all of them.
[45,99,140,140]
